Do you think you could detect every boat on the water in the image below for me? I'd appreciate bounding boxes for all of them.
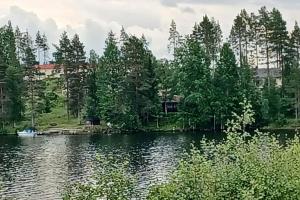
[17,128,38,137]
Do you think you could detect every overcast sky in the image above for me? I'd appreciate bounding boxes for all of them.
[1,0,300,59]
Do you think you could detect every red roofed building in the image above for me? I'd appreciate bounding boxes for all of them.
[35,64,63,79]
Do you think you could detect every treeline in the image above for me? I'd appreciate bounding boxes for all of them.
[0,22,50,129]
[1,6,300,131]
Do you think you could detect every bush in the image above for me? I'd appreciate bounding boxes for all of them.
[63,154,138,200]
[65,99,300,199]
[147,99,300,199]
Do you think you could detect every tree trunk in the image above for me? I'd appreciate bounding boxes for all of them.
[266,38,270,90]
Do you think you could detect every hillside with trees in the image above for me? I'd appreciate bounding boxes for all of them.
[1,6,300,133]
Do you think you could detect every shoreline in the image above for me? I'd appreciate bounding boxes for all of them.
[2,125,299,136]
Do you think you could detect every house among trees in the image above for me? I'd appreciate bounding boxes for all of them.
[36,64,63,79]
[254,68,282,88]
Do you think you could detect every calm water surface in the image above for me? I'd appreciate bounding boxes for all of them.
[0,132,223,200]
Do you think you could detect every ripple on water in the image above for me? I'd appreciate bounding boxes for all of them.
[0,132,209,199]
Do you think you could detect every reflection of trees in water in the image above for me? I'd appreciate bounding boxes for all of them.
[64,135,94,182]
[0,131,226,199]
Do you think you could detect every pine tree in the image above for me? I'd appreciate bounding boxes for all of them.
[168,20,181,58]
[35,31,43,64]
[258,6,272,88]
[42,33,49,64]
[229,9,251,66]
[249,12,260,69]
[192,15,222,72]
[291,22,300,67]
[269,8,289,90]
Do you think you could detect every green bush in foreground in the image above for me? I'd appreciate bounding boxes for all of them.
[63,155,138,200]
[147,100,300,200]
[64,99,300,199]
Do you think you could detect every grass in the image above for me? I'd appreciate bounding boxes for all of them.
[35,106,82,131]
[264,118,300,130]
[144,113,183,132]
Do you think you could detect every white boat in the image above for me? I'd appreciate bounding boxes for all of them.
[17,128,38,137]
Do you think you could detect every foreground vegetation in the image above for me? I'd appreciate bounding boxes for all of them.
[63,100,300,199]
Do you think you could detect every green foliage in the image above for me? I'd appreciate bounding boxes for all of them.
[97,31,159,130]
[63,155,138,200]
[175,37,213,126]
[261,79,281,123]
[191,15,222,66]
[84,50,99,118]
[147,99,300,199]
[5,65,24,122]
[54,32,86,118]
[214,43,242,127]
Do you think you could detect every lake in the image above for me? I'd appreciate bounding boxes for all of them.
[0,132,225,200]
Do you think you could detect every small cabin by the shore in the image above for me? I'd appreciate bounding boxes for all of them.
[162,101,178,113]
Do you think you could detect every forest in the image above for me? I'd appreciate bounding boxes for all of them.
[1,6,300,132]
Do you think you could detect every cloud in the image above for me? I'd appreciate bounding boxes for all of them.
[1,1,300,59]
[180,6,195,14]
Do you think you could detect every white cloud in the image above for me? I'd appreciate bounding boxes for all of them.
[0,0,300,59]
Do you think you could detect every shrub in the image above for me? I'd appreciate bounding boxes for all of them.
[63,155,138,200]
[65,98,300,200]
[147,99,300,199]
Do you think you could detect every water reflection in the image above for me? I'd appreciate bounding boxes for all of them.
[0,132,220,199]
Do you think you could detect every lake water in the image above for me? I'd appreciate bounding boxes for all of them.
[0,132,225,200]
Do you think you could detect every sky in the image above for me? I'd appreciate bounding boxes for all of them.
[1,0,300,59]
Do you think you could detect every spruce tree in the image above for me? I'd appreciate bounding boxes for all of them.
[98,31,125,127]
[175,36,213,127]
[121,35,159,128]
[85,50,99,118]
[53,31,72,119]
[69,34,86,118]
[214,43,242,128]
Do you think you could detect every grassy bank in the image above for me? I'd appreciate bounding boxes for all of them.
[263,118,300,131]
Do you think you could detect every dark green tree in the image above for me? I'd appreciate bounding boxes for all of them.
[192,15,222,71]
[214,43,242,128]
[269,8,289,90]
[85,49,99,118]
[97,31,125,127]
[69,34,86,118]
[291,22,300,67]
[175,37,213,128]
[121,35,159,128]
[53,31,72,119]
